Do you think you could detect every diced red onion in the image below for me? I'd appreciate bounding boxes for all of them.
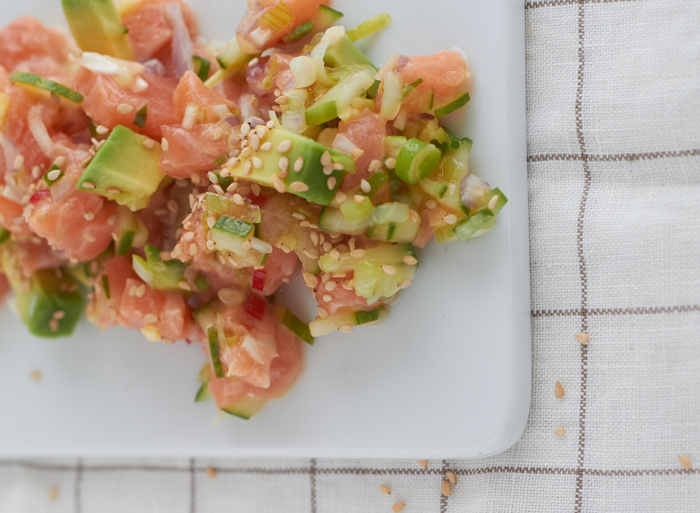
[164,2,194,79]
[224,116,241,126]
[395,55,409,71]
[27,106,55,157]
[460,174,491,209]
[141,58,168,76]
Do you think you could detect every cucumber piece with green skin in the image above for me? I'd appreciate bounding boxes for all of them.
[132,104,147,128]
[206,38,254,87]
[273,306,314,345]
[61,0,135,60]
[9,72,84,103]
[228,127,355,206]
[78,125,166,211]
[207,327,225,379]
[282,4,343,44]
[221,394,269,420]
[203,192,261,223]
[318,206,370,235]
[434,92,471,119]
[340,195,373,222]
[132,244,188,292]
[324,35,377,70]
[283,20,314,43]
[365,203,420,243]
[418,137,473,214]
[353,259,416,305]
[360,171,389,198]
[114,208,148,256]
[319,243,415,273]
[395,138,442,185]
[379,70,403,121]
[452,189,508,241]
[309,306,386,337]
[210,216,254,256]
[195,364,212,403]
[192,56,211,81]
[305,66,376,126]
[384,136,407,159]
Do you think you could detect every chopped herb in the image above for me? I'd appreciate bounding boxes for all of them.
[193,56,211,82]
[213,154,228,167]
[43,165,64,186]
[282,20,314,43]
[101,275,111,299]
[434,92,470,118]
[402,77,423,98]
[133,104,148,128]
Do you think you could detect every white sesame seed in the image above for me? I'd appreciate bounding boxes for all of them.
[325,280,337,291]
[179,281,192,291]
[206,240,216,250]
[443,214,458,225]
[292,212,305,220]
[189,243,199,256]
[252,157,263,169]
[275,95,289,105]
[322,294,333,303]
[322,164,334,176]
[339,324,354,333]
[334,191,347,204]
[255,125,267,139]
[303,272,319,288]
[53,156,66,168]
[95,125,109,135]
[84,211,95,221]
[208,171,219,184]
[294,156,304,172]
[409,210,421,223]
[384,157,397,169]
[117,103,134,115]
[360,179,371,193]
[241,123,251,137]
[279,156,289,172]
[351,148,364,159]
[14,155,24,170]
[241,146,252,157]
[369,159,382,172]
[227,157,240,168]
[243,161,253,175]
[142,138,156,150]
[354,194,365,203]
[425,199,437,209]
[327,176,336,190]
[270,173,286,193]
[381,264,396,276]
[250,134,260,151]
[261,141,272,152]
[488,194,500,210]
[320,151,332,167]
[277,140,292,153]
[290,181,309,192]
[206,216,216,229]
[317,306,329,319]
[350,249,366,259]
[47,169,62,181]
[403,255,418,265]
[105,187,122,195]
[161,138,170,151]
[303,248,320,259]
[81,181,96,189]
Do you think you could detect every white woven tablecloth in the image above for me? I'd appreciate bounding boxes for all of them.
[2,0,700,511]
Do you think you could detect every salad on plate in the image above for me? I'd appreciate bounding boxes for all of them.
[0,0,506,418]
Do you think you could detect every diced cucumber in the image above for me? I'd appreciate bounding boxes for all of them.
[273,306,314,345]
[318,206,371,235]
[366,203,420,243]
[340,196,373,222]
[62,0,135,60]
[309,306,387,337]
[395,138,441,185]
[283,20,314,43]
[206,38,254,87]
[379,70,403,121]
[346,13,391,42]
[221,394,269,420]
[114,208,148,255]
[43,165,64,187]
[192,56,211,81]
[324,35,377,70]
[211,216,254,256]
[434,92,470,118]
[132,244,188,292]
[319,243,415,273]
[353,260,416,304]
[204,193,261,223]
[453,209,496,241]
[384,136,407,159]
[207,326,225,379]
[313,5,344,28]
[419,178,463,215]
[305,66,376,126]
[9,72,84,103]
[361,171,389,197]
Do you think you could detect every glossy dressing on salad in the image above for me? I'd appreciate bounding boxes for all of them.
[0,0,506,418]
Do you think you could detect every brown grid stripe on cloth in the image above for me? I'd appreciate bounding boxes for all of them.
[2,0,699,511]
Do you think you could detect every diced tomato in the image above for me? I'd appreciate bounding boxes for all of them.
[244,292,267,319]
[77,70,179,140]
[172,70,238,124]
[29,190,49,204]
[159,122,231,179]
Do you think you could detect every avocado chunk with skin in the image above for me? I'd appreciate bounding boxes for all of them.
[227,127,355,206]
[62,0,135,60]
[77,125,166,211]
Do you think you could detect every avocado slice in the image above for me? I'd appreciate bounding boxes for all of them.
[62,0,135,60]
[227,127,355,206]
[77,125,166,211]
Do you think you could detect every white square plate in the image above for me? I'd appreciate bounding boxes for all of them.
[0,0,529,458]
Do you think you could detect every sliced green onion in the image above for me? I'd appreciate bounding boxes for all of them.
[194,272,209,291]
[361,171,388,197]
[277,307,314,345]
[133,104,148,128]
[43,164,64,186]
[101,275,111,299]
[213,154,228,167]
[402,78,423,98]
[116,230,135,256]
[282,20,314,43]
[346,13,391,42]
[434,92,470,118]
[394,138,441,185]
[9,72,84,103]
[192,56,211,82]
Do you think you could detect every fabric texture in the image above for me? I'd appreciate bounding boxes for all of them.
[2,0,700,511]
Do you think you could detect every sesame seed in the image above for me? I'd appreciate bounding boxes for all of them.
[351,148,364,159]
[403,255,418,266]
[159,137,169,152]
[206,240,216,250]
[81,157,92,168]
[183,232,195,242]
[320,151,332,167]
[554,427,566,437]
[189,243,199,256]
[233,194,245,205]
[220,168,231,179]
[299,219,310,228]
[144,313,158,324]
[409,210,421,223]
[70,47,83,58]
[260,141,272,152]
[277,140,292,153]
[369,159,382,172]
[47,169,62,181]
[317,306,329,319]
[294,156,304,172]
[207,216,216,229]
[105,187,122,195]
[554,381,565,398]
[488,194,500,210]
[241,240,252,251]
[425,199,437,209]
[360,179,371,193]
[445,471,457,484]
[241,123,251,136]
[338,324,354,333]
[273,88,282,96]
[279,156,289,173]
[135,284,146,298]
[208,171,219,184]
[443,214,458,225]
[417,460,428,469]
[243,161,253,175]
[251,157,262,170]
[442,480,452,497]
[266,120,275,129]
[322,294,333,303]
[303,272,319,288]
[323,241,333,252]
[334,191,347,204]
[81,181,96,189]
[206,467,217,479]
[96,125,109,135]
[292,212,306,221]
[53,156,66,168]
[32,166,42,179]
[385,157,397,169]
[213,127,224,141]
[275,95,289,105]
[227,157,240,168]
[117,103,134,115]
[303,248,320,259]
[310,231,320,245]
[678,455,692,469]
[14,154,24,170]
[255,125,267,139]
[329,249,341,260]
[250,134,260,151]
[341,281,353,290]
[251,183,261,196]
[327,176,336,190]
[248,57,259,68]
[322,164,334,176]
[241,146,252,158]
[84,211,95,221]
[354,194,365,203]
[380,485,391,495]
[575,332,589,344]
[271,173,286,193]
[325,280,337,291]
[349,249,366,260]
[290,181,309,192]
